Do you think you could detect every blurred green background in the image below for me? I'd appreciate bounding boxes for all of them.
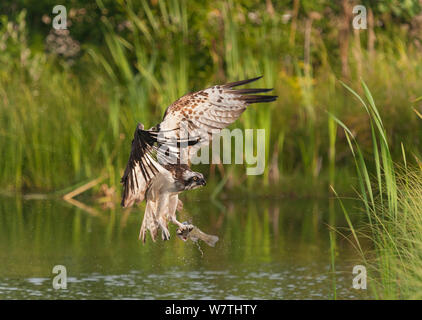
[1,0,422,199]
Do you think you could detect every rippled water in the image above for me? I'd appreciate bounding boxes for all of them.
[0,195,369,299]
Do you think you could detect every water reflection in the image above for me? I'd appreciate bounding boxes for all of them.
[0,195,369,299]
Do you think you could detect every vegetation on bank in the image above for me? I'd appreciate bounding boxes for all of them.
[0,1,421,199]
[332,83,422,299]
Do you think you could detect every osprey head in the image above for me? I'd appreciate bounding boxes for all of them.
[182,171,206,190]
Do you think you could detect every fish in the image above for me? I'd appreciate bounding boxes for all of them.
[176,221,219,247]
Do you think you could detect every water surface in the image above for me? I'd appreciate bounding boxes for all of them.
[0,195,369,299]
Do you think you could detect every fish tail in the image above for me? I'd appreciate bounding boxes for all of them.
[205,235,219,247]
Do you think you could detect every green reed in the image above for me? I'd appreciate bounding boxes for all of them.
[330,81,422,299]
[1,5,422,197]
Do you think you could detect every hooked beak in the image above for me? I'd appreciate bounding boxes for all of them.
[200,178,206,186]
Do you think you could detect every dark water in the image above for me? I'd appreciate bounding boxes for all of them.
[0,195,370,299]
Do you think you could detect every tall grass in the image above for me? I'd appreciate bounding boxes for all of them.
[331,81,422,299]
[1,4,422,196]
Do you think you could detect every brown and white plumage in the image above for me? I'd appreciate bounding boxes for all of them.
[159,76,277,158]
[121,76,277,242]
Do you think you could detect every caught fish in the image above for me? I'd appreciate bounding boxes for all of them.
[176,221,219,247]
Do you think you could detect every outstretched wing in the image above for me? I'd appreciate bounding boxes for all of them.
[121,123,199,207]
[159,76,277,159]
[122,77,277,206]
[121,123,164,207]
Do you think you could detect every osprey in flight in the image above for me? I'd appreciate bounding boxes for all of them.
[121,76,277,242]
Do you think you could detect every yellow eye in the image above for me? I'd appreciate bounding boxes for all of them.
[193,176,198,181]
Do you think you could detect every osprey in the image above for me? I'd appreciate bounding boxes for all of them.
[121,76,277,242]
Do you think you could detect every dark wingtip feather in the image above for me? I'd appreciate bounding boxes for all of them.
[239,95,278,104]
[223,76,277,104]
[223,76,263,88]
[230,88,273,94]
